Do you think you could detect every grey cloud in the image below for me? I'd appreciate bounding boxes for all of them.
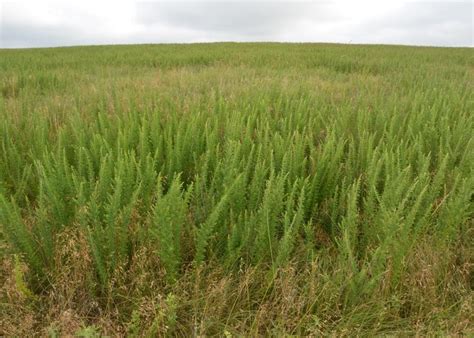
[0,1,472,48]
[136,1,473,45]
[355,2,473,46]
[0,4,123,48]
[137,2,339,39]
[1,21,89,48]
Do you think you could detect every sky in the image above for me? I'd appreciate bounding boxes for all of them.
[0,0,472,48]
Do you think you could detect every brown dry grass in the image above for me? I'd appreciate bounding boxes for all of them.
[2,231,472,336]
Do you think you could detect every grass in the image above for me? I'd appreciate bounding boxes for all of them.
[0,43,473,336]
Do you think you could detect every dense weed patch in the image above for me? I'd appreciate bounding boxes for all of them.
[0,43,472,335]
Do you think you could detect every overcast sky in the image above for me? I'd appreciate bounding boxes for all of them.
[1,0,472,48]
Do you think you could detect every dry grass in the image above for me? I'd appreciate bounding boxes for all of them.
[2,233,471,336]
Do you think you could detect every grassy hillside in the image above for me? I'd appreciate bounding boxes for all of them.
[1,43,472,336]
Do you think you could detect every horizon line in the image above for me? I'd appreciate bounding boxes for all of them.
[1,40,473,50]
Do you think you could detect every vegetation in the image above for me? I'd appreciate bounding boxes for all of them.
[1,43,472,336]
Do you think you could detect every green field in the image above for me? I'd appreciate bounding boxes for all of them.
[1,43,472,335]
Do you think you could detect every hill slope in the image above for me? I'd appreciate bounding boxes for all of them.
[1,43,472,335]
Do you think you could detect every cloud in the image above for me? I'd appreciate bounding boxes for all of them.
[0,0,139,47]
[136,2,338,40]
[354,1,473,46]
[1,0,472,48]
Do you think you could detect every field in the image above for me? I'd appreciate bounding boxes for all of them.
[0,43,472,335]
